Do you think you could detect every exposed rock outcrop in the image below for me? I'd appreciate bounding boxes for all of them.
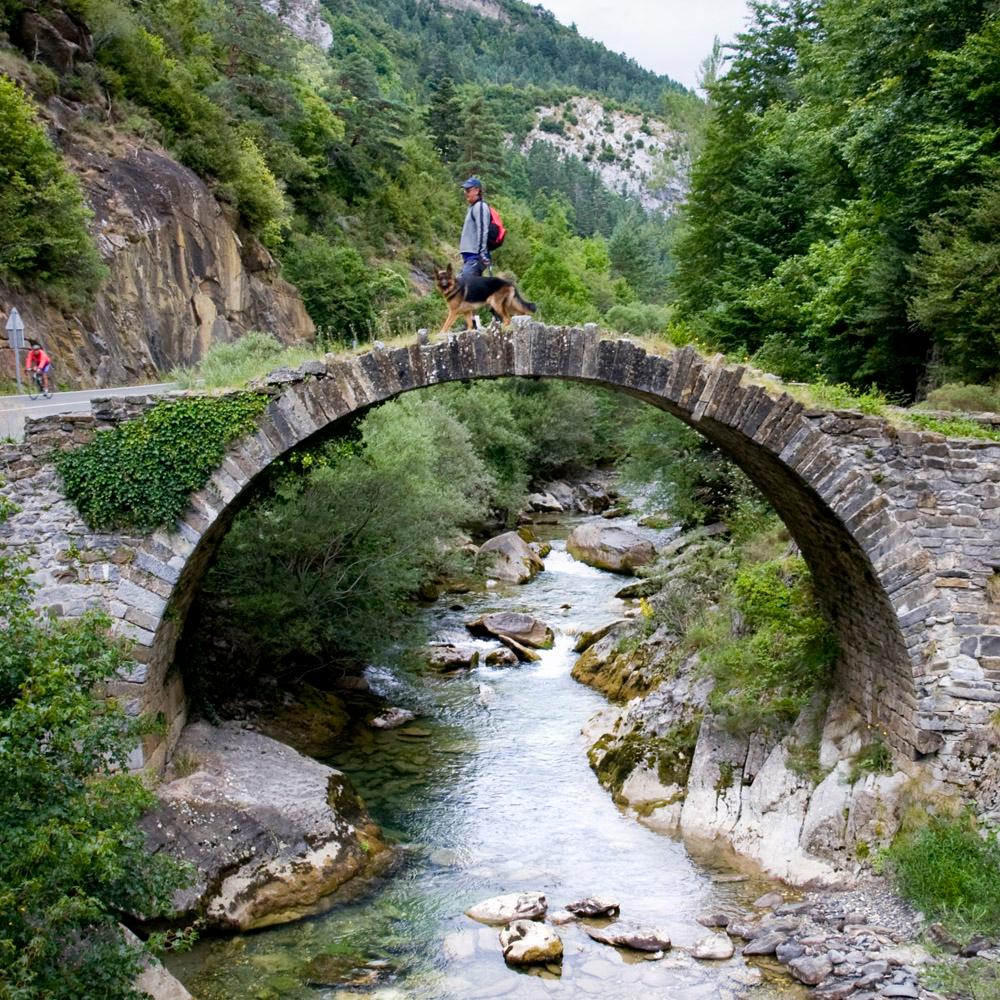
[142,721,392,931]
[1,138,313,387]
[260,0,332,49]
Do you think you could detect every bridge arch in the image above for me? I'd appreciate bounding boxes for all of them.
[4,323,998,794]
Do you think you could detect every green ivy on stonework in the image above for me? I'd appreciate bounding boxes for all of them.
[56,394,269,532]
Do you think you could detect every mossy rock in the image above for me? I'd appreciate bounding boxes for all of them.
[589,719,702,797]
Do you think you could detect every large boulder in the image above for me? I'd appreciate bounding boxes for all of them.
[477,531,544,584]
[142,721,392,932]
[499,920,563,965]
[566,523,655,574]
[466,611,554,649]
[424,644,481,671]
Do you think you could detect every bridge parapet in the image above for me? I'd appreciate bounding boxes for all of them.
[0,323,997,806]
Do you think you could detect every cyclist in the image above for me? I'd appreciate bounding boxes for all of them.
[25,340,53,395]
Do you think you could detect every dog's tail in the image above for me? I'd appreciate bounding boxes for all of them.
[514,290,537,314]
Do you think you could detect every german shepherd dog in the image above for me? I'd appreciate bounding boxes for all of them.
[435,263,537,334]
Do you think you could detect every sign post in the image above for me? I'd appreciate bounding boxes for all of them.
[5,308,25,392]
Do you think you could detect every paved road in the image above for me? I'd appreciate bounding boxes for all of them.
[0,383,176,442]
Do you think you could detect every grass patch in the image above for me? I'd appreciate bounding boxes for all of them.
[848,737,894,784]
[923,959,1000,1000]
[887,814,1000,941]
[172,330,323,390]
[902,412,1000,441]
[799,378,894,415]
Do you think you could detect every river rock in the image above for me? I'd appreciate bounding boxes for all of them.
[134,958,194,1000]
[465,891,548,925]
[545,481,576,510]
[576,481,614,514]
[499,636,541,662]
[466,612,554,649]
[565,897,621,918]
[125,928,194,1000]
[303,954,382,987]
[692,932,735,960]
[499,920,563,965]
[477,531,544,584]
[424,644,481,671]
[787,954,832,985]
[566,523,655,574]
[741,932,786,955]
[370,707,416,729]
[142,721,391,932]
[526,492,564,513]
[485,647,520,666]
[584,922,672,952]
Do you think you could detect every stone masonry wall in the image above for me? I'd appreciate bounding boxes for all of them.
[1,323,998,802]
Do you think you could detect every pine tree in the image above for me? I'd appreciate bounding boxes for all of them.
[424,76,462,167]
[455,94,508,185]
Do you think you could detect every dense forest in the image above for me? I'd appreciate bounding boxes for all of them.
[673,0,1000,397]
[0,0,687,335]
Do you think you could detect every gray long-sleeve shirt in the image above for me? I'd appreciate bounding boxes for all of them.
[460,197,490,255]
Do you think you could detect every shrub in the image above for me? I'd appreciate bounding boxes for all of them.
[188,394,493,685]
[604,302,673,334]
[702,556,837,737]
[751,334,818,382]
[0,554,190,996]
[56,393,269,531]
[919,382,1000,414]
[280,235,381,343]
[0,75,106,305]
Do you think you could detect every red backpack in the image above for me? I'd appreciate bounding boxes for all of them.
[486,204,506,251]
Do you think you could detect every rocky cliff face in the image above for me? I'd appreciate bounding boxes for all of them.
[2,124,314,387]
[524,97,687,214]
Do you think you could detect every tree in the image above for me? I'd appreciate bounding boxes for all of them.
[424,75,462,167]
[0,553,189,998]
[187,394,494,684]
[0,76,106,306]
[455,92,508,184]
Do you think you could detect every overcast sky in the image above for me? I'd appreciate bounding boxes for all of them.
[540,1,752,90]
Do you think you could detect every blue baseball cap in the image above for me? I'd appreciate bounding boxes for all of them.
[461,177,483,189]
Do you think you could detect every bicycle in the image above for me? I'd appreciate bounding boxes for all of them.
[26,368,53,400]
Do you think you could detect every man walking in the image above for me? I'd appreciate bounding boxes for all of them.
[459,177,491,281]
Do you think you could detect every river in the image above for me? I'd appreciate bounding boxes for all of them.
[168,512,802,999]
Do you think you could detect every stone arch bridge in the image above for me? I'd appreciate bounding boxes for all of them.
[1,323,998,798]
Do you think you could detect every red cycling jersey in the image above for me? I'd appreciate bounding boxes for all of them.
[25,347,51,371]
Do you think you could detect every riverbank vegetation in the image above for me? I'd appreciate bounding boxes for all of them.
[182,379,635,710]
[0,554,190,997]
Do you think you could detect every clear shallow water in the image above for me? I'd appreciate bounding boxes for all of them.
[168,517,801,1000]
